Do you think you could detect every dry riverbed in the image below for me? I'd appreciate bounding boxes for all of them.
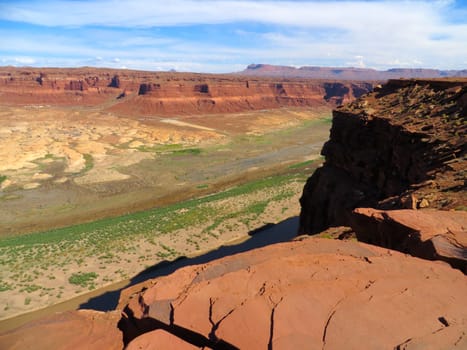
[0,168,317,321]
[0,106,330,236]
[0,105,329,321]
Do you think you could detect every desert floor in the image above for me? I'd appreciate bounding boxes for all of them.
[0,105,330,324]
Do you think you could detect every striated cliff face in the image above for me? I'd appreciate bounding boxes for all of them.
[0,67,373,116]
[299,78,467,235]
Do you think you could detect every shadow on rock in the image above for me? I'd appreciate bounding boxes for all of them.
[79,216,299,312]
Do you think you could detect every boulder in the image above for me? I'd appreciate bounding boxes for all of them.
[119,237,467,349]
[351,208,467,273]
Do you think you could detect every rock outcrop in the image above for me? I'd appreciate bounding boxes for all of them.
[95,238,467,349]
[0,310,122,350]
[116,238,467,349]
[351,208,467,272]
[299,79,467,235]
[6,237,465,349]
[0,67,373,116]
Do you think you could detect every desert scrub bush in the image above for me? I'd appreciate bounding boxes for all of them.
[21,284,42,293]
[172,148,202,156]
[83,154,94,172]
[0,174,7,185]
[0,280,13,292]
[68,272,98,288]
[156,243,178,258]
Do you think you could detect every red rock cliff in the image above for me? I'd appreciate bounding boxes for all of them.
[299,78,466,234]
[0,67,373,115]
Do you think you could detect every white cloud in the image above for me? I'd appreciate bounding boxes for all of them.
[0,0,455,29]
[0,0,466,72]
[13,57,37,65]
[345,56,366,68]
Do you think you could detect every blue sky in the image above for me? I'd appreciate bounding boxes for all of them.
[1,0,466,73]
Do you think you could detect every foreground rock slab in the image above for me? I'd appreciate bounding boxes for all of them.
[119,237,467,349]
[0,310,122,350]
[351,208,467,273]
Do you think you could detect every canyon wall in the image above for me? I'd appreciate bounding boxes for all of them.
[299,78,466,234]
[0,67,373,116]
[299,78,466,271]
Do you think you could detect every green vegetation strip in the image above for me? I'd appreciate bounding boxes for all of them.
[288,159,315,169]
[82,154,94,172]
[0,172,306,248]
[137,144,201,155]
[0,169,312,295]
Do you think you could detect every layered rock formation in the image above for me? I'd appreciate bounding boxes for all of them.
[2,238,466,349]
[240,64,467,80]
[299,79,467,234]
[0,67,373,116]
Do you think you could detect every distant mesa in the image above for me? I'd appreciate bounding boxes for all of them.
[240,63,467,80]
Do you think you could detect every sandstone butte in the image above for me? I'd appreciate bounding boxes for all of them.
[1,76,466,349]
[0,67,374,115]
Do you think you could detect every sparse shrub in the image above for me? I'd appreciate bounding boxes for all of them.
[0,281,13,292]
[83,154,94,172]
[20,284,41,293]
[68,272,98,287]
[172,148,202,156]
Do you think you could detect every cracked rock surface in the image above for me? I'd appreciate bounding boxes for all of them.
[1,237,466,349]
[118,237,467,349]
